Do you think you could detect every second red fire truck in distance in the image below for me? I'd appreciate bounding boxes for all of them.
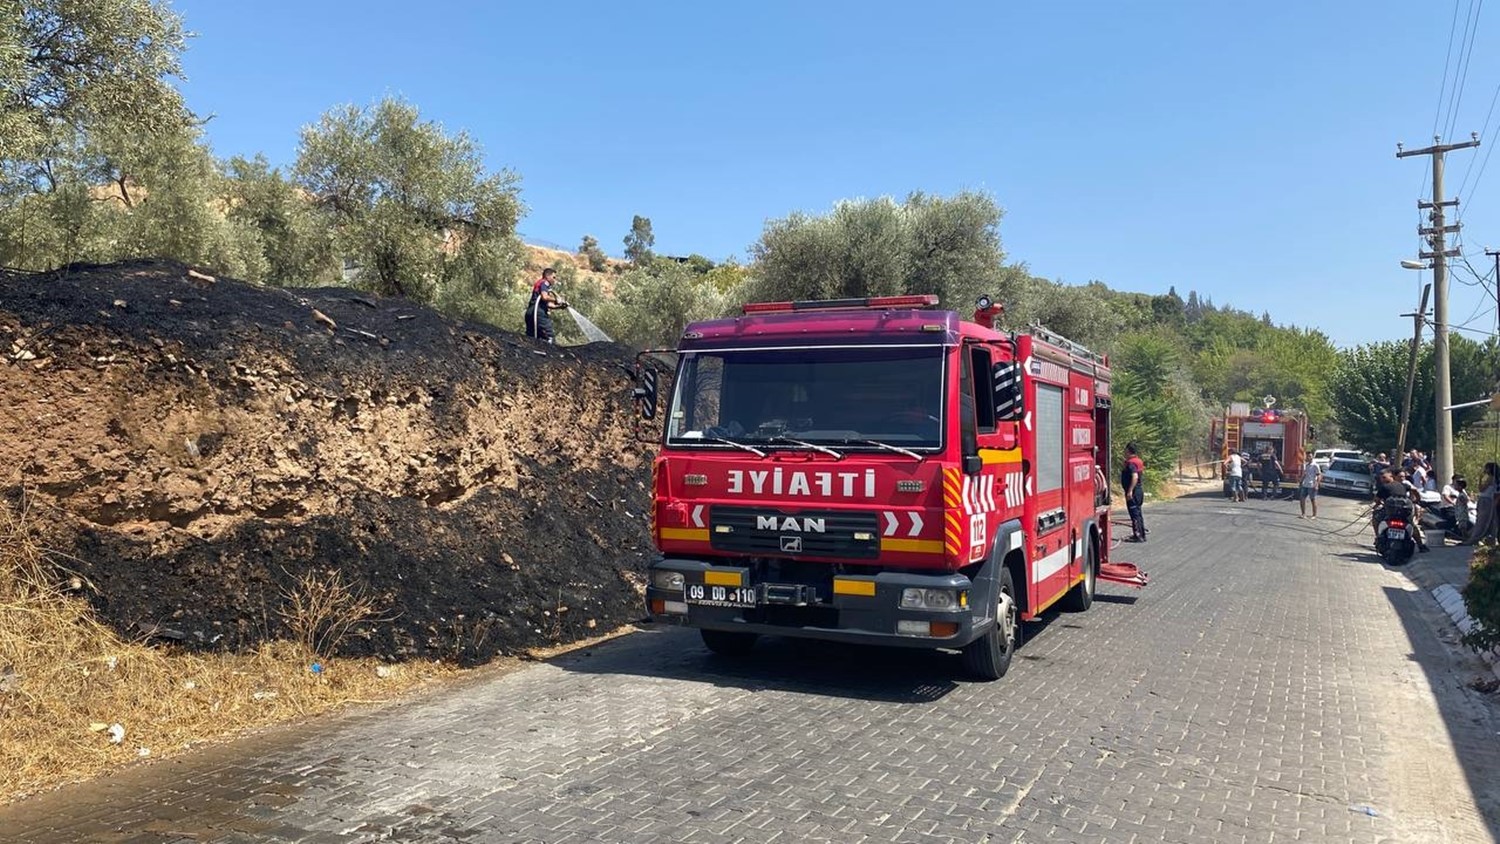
[635,294,1145,680]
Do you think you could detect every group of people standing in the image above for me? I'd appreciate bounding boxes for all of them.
[1222,450,1326,516]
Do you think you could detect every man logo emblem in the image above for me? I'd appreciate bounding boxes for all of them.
[779,536,803,553]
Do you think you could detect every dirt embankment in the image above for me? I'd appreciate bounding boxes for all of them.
[0,260,655,664]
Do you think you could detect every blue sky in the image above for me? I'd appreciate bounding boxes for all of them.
[173,0,1500,348]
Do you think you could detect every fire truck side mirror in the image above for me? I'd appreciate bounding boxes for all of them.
[633,367,659,420]
[962,455,983,475]
[992,361,1024,421]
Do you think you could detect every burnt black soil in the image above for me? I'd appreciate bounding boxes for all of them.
[0,260,654,664]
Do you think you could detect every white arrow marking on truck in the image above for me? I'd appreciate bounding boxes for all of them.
[984,476,996,511]
[691,505,705,528]
[884,511,899,536]
[1024,411,1033,432]
[1026,475,1034,496]
[908,512,924,537]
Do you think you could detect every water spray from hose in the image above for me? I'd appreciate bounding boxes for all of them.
[566,305,613,344]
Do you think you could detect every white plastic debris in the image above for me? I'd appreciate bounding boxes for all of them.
[105,656,118,671]
[251,690,278,701]
[136,747,151,758]
[375,665,393,679]
[183,681,197,690]
[108,723,125,744]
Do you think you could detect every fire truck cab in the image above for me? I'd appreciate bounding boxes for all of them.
[636,294,1117,680]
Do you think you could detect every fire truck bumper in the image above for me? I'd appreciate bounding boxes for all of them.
[644,558,987,649]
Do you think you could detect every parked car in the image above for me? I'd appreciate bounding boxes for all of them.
[1321,458,1374,496]
[1312,448,1365,469]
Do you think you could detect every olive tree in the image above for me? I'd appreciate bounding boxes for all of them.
[294,97,525,308]
[2,0,189,191]
[746,191,1006,312]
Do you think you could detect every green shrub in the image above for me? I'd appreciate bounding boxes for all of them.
[1463,544,1500,655]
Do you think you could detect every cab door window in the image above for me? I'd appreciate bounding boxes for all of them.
[968,346,996,434]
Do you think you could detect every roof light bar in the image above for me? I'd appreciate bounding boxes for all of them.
[741,294,940,315]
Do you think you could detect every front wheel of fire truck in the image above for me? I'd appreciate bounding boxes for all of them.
[700,628,759,657]
[961,565,1021,681]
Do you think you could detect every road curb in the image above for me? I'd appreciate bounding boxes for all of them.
[1426,581,1500,680]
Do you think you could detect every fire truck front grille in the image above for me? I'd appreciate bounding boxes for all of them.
[708,506,880,559]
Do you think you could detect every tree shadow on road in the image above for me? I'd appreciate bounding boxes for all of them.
[1379,584,1500,837]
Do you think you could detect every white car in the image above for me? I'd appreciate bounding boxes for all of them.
[1321,458,1374,496]
[1312,448,1365,469]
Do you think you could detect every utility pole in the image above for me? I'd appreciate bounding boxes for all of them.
[1398,133,1479,483]
[1488,248,1500,337]
[1396,283,1432,459]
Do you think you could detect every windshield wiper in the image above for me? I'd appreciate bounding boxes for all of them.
[761,435,845,460]
[851,439,925,460]
[704,436,767,457]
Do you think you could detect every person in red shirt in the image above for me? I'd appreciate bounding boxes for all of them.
[1120,442,1147,542]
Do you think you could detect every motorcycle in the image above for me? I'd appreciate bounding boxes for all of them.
[1374,498,1417,566]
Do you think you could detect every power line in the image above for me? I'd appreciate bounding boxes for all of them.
[1444,0,1484,141]
[1455,80,1500,201]
[1435,0,1465,139]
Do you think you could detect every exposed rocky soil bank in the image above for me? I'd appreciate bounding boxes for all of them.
[0,260,654,664]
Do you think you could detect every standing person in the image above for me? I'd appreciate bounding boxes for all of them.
[1465,462,1500,544]
[524,268,569,343]
[1259,451,1283,500]
[1410,458,1430,494]
[1121,442,1147,542]
[1225,450,1246,502]
[1297,452,1323,519]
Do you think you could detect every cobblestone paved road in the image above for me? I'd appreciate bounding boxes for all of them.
[6,491,1500,843]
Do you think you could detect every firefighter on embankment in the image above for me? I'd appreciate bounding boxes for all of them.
[525,267,569,343]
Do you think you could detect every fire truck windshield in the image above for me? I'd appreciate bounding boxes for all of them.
[666,346,945,450]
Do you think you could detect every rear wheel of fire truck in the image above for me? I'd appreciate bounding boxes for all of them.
[962,565,1020,681]
[700,628,759,656]
[1061,536,1096,612]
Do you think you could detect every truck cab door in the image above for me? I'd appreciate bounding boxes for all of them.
[957,341,1021,566]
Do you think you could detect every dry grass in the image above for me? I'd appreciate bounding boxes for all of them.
[0,494,450,803]
[278,568,383,658]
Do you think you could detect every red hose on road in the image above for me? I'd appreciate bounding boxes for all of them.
[1099,562,1149,588]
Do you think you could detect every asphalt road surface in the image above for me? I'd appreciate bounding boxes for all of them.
[5,489,1500,843]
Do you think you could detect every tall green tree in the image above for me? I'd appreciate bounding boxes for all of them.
[0,115,267,277]
[747,191,1005,311]
[594,261,725,347]
[294,96,524,306]
[1329,336,1496,454]
[221,154,336,286]
[2,0,189,191]
[578,234,607,271]
[1108,331,1210,490]
[623,215,654,267]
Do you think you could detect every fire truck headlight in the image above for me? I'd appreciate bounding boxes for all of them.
[923,589,956,609]
[900,588,958,609]
[652,571,686,591]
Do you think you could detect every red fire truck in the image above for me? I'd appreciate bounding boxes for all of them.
[1209,400,1309,496]
[634,294,1144,680]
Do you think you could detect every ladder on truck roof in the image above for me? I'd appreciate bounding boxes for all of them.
[1224,416,1241,457]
